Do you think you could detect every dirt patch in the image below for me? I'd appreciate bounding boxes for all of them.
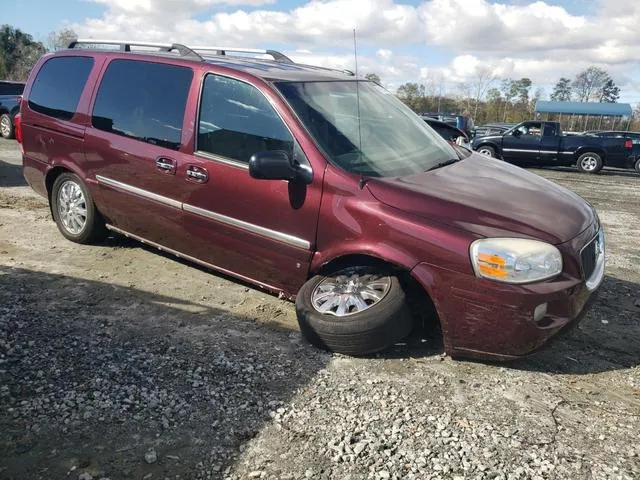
[1,139,639,479]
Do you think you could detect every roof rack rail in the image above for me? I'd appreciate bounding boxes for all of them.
[67,39,205,61]
[190,46,294,64]
[294,63,355,77]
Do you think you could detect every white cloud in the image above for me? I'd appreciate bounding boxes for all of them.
[377,49,393,60]
[71,0,640,102]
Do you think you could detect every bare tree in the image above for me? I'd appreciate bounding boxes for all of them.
[423,71,446,112]
[572,67,610,102]
[455,82,473,113]
[47,28,77,51]
[470,66,496,118]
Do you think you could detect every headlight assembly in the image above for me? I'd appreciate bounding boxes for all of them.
[470,238,563,284]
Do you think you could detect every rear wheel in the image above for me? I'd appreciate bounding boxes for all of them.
[635,158,640,174]
[51,172,106,244]
[0,114,14,139]
[295,269,413,356]
[577,152,603,174]
[477,145,496,158]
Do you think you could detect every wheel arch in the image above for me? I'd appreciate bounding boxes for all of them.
[574,147,606,162]
[310,252,441,333]
[44,164,88,218]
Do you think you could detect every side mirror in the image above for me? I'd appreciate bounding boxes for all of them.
[249,151,312,184]
[512,129,522,137]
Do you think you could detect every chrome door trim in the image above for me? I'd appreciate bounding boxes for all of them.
[194,150,249,170]
[104,224,284,293]
[502,148,537,153]
[183,203,311,250]
[96,175,311,250]
[96,175,182,209]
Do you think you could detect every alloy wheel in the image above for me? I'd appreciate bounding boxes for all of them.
[57,180,88,235]
[311,273,392,316]
[580,155,599,171]
[0,116,10,138]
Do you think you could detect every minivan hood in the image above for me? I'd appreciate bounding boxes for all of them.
[366,154,594,244]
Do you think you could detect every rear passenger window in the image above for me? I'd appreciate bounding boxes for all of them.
[92,60,193,150]
[28,57,93,120]
[197,74,293,163]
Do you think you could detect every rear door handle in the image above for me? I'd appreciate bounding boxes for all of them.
[186,165,209,183]
[156,157,176,174]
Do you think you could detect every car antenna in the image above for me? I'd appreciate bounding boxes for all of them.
[353,28,367,190]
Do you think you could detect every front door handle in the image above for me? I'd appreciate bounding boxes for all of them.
[156,157,176,174]
[186,165,209,183]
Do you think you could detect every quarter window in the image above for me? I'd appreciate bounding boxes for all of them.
[28,56,93,120]
[197,74,293,163]
[92,60,193,150]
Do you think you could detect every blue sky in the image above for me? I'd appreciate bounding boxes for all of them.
[4,0,639,105]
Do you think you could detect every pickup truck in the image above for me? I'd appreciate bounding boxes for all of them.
[471,120,634,174]
[0,81,25,139]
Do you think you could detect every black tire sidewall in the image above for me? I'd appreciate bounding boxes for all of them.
[295,274,413,356]
[577,152,603,174]
[0,114,14,139]
[51,173,104,244]
[635,158,640,173]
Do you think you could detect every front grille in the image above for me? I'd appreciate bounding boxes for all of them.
[581,236,598,280]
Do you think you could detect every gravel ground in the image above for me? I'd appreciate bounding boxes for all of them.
[1,138,639,480]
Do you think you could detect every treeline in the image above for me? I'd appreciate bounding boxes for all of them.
[0,25,46,81]
[392,66,640,131]
[0,25,78,81]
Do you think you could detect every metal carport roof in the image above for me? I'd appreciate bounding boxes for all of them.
[535,101,632,116]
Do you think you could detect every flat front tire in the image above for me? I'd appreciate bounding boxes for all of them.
[577,152,603,174]
[295,270,413,356]
[51,172,106,244]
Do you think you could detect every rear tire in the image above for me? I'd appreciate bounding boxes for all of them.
[51,172,106,244]
[0,114,14,139]
[577,152,603,174]
[295,270,413,356]
[635,158,640,174]
[477,145,496,158]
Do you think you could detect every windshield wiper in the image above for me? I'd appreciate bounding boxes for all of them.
[427,158,461,171]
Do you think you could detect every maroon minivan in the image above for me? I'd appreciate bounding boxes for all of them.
[17,40,605,360]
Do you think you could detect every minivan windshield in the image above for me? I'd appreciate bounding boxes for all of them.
[276,81,461,177]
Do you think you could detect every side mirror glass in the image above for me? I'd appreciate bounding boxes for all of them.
[249,151,312,184]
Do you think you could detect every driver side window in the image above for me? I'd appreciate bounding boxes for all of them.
[197,74,294,163]
[515,123,542,138]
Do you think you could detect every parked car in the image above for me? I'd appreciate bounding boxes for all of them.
[17,40,605,360]
[472,123,515,139]
[422,112,474,138]
[421,116,470,149]
[471,121,634,173]
[0,80,25,139]
[583,130,640,143]
[584,131,640,172]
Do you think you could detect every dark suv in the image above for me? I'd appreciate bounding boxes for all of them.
[0,80,25,139]
[17,40,605,360]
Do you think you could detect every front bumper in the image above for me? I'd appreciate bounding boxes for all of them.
[411,222,604,361]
